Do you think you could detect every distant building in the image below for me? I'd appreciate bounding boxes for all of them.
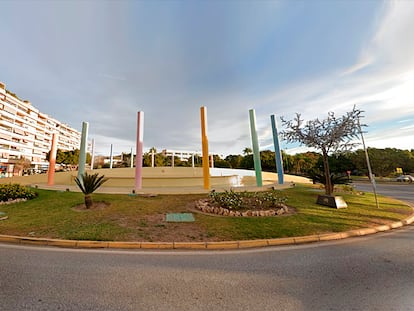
[161,149,200,162]
[0,81,81,176]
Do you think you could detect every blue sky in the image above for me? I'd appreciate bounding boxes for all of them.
[1,0,413,156]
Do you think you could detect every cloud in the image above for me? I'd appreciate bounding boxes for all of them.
[1,1,414,157]
[251,1,414,154]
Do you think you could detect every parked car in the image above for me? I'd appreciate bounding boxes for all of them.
[396,175,414,182]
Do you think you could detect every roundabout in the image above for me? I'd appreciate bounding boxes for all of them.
[0,169,413,249]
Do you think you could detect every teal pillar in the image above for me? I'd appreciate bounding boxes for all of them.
[109,144,113,169]
[77,121,89,180]
[271,115,284,184]
[249,109,263,187]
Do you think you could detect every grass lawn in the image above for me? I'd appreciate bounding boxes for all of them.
[0,185,412,242]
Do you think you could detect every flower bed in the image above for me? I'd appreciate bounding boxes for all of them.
[195,190,290,217]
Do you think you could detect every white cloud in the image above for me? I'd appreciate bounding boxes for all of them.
[249,1,414,154]
[2,1,414,157]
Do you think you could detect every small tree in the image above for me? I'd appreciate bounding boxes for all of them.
[75,172,108,208]
[281,106,363,196]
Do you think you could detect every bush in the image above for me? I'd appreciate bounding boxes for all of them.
[209,189,287,210]
[0,183,38,202]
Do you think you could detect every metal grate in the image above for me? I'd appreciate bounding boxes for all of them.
[165,213,195,222]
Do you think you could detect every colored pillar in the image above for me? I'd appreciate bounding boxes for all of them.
[151,150,155,167]
[200,106,210,190]
[90,138,95,170]
[109,144,113,169]
[77,121,89,180]
[47,133,58,185]
[271,115,284,184]
[135,111,144,190]
[249,109,263,187]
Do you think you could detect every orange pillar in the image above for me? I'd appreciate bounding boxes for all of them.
[200,106,210,190]
[47,133,58,185]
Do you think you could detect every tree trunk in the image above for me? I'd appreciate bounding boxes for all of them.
[84,194,93,209]
[322,149,332,195]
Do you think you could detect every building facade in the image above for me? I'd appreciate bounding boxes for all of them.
[0,81,81,176]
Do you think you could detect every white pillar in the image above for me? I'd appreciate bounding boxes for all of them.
[109,144,113,169]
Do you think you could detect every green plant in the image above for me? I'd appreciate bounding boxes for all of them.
[209,190,287,210]
[209,190,244,209]
[307,170,350,194]
[74,172,108,208]
[0,183,38,202]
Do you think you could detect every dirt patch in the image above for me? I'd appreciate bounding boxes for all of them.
[72,201,111,211]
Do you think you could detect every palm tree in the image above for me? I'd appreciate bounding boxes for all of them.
[74,172,108,208]
[243,147,252,156]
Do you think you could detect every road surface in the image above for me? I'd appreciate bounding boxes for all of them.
[353,181,414,204]
[1,182,413,310]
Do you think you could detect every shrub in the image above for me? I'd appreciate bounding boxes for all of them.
[209,189,287,210]
[0,183,38,202]
[75,172,108,208]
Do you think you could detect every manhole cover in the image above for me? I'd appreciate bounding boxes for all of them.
[165,213,195,222]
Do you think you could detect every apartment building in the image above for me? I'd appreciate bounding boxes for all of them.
[0,81,81,176]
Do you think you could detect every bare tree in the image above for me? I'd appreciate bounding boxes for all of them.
[281,106,364,196]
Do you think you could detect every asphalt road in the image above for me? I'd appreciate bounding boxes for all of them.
[1,182,413,311]
[353,181,414,204]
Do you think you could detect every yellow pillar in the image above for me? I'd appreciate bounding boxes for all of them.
[200,106,210,190]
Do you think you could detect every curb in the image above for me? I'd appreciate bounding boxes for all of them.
[1,213,413,250]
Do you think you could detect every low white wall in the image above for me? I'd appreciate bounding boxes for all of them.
[0,167,312,187]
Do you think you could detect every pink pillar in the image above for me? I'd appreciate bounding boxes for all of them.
[135,111,144,190]
[47,133,58,185]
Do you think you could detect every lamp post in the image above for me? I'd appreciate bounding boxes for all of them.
[358,119,379,208]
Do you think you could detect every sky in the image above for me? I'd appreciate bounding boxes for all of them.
[1,0,413,157]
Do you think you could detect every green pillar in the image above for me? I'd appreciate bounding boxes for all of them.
[77,121,89,180]
[249,109,262,187]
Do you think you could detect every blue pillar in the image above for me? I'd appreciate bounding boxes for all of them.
[271,115,284,184]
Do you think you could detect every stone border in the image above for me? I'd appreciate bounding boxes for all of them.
[1,214,413,250]
[195,199,289,217]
